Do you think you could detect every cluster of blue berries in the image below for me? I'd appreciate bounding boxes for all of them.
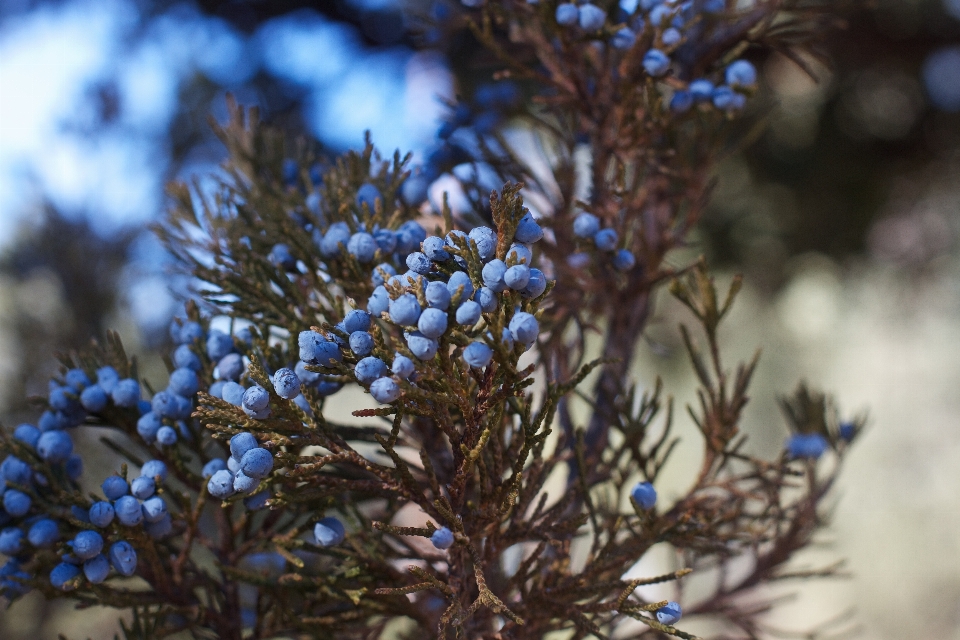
[204,430,273,508]
[569,212,636,271]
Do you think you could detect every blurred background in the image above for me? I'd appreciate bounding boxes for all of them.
[1,0,959,637]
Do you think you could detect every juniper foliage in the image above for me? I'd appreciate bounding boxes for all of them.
[0,1,863,639]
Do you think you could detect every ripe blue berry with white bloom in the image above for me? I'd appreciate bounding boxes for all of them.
[109,541,137,576]
[343,309,371,333]
[670,90,694,113]
[504,264,531,290]
[482,260,508,292]
[574,213,601,238]
[406,251,432,274]
[206,330,234,361]
[217,353,244,381]
[418,308,448,339]
[374,229,397,253]
[392,354,415,379]
[242,385,269,412]
[407,332,439,360]
[662,27,681,46]
[175,321,205,346]
[156,425,178,446]
[102,476,129,500]
[631,481,657,509]
[426,280,452,310]
[202,459,228,478]
[96,366,120,393]
[142,496,167,523]
[28,519,59,547]
[643,49,671,77]
[349,331,375,356]
[726,59,757,88]
[476,287,498,312]
[141,459,168,483]
[456,300,482,326]
[65,368,91,391]
[431,526,455,550]
[612,27,636,49]
[447,271,475,301]
[80,385,108,412]
[371,262,396,287]
[114,496,143,527]
[13,424,41,448]
[649,3,673,26]
[2,455,32,485]
[268,243,297,271]
[83,554,110,584]
[594,229,618,251]
[463,342,493,368]
[356,183,382,210]
[423,235,450,261]
[711,85,738,110]
[370,377,401,403]
[314,517,345,547]
[355,357,388,385]
[509,312,540,346]
[243,491,271,511]
[389,293,422,327]
[515,212,543,243]
[50,563,81,591]
[347,232,377,263]
[578,3,606,30]
[89,502,115,528]
[521,268,547,298]
[613,249,636,271]
[556,3,578,25]
[207,470,236,499]
[71,530,104,560]
[656,601,682,625]
[230,432,258,461]
[233,470,259,493]
[320,222,351,257]
[299,331,342,367]
[49,386,78,413]
[272,367,302,399]
[152,391,179,418]
[168,368,199,397]
[506,243,532,266]
[0,528,23,555]
[468,226,498,261]
[240,448,273,479]
[112,379,141,407]
[130,476,155,500]
[135,413,161,445]
[396,220,427,255]
[37,430,73,463]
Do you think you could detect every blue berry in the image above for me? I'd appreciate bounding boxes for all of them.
[0,528,23,555]
[83,554,110,584]
[506,243,532,265]
[374,229,397,253]
[38,410,67,432]
[65,368,91,391]
[347,232,378,263]
[370,377,401,403]
[242,386,269,413]
[96,366,120,393]
[476,287,499,312]
[206,330,235,361]
[712,85,741,111]
[230,432,258,461]
[670,90,694,113]
[392,354,416,379]
[482,259,508,292]
[422,235,450,261]
[217,353,244,381]
[202,459,228,478]
[406,332,439,360]
[468,226,498,261]
[49,386,79,413]
[406,251,433,274]
[142,496,167,523]
[578,3,606,30]
[643,49,671,77]
[613,249,636,271]
[504,264,531,290]
[152,391,179,418]
[114,496,143,527]
[594,228,618,251]
[13,424,41,449]
[431,526,455,550]
[396,221,427,255]
[508,312,539,346]
[36,430,73,463]
[71,530,103,560]
[137,412,161,443]
[168,368,199,398]
[425,281,452,310]
[372,262,396,287]
[140,460,168,482]
[240,448,273,480]
[355,357,388,385]
[839,421,856,442]
[146,514,172,538]
[109,541,138,576]
[389,293,422,327]
[112,379,141,408]
[28,518,59,547]
[4,490,31,517]
[556,2,578,25]
[130,476,155,500]
[0,560,30,597]
[268,243,297,271]
[80,385,108,412]
[786,433,828,459]
[515,213,544,244]
[314,517,346,547]
[207,470,235,499]
[156,425,178,446]
[66,454,83,480]
[447,271,474,301]
[273,367,302,399]
[662,27,681,46]
[102,476,129,500]
[630,481,657,509]
[233,470,259,493]
[726,59,757,88]
[349,331,375,356]
[649,4,673,25]
[401,173,431,206]
[2,455,32,485]
[612,27,636,50]
[418,308,448,339]
[89,502,115,528]
[656,601,682,625]
[243,491,271,511]
[356,183,382,210]
[343,309,372,334]
[50,563,81,591]
[521,268,547,298]
[456,300,482,326]
[320,222,351,257]
[573,213,601,238]
[463,342,493,368]
[689,78,715,102]
[177,321,205,345]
